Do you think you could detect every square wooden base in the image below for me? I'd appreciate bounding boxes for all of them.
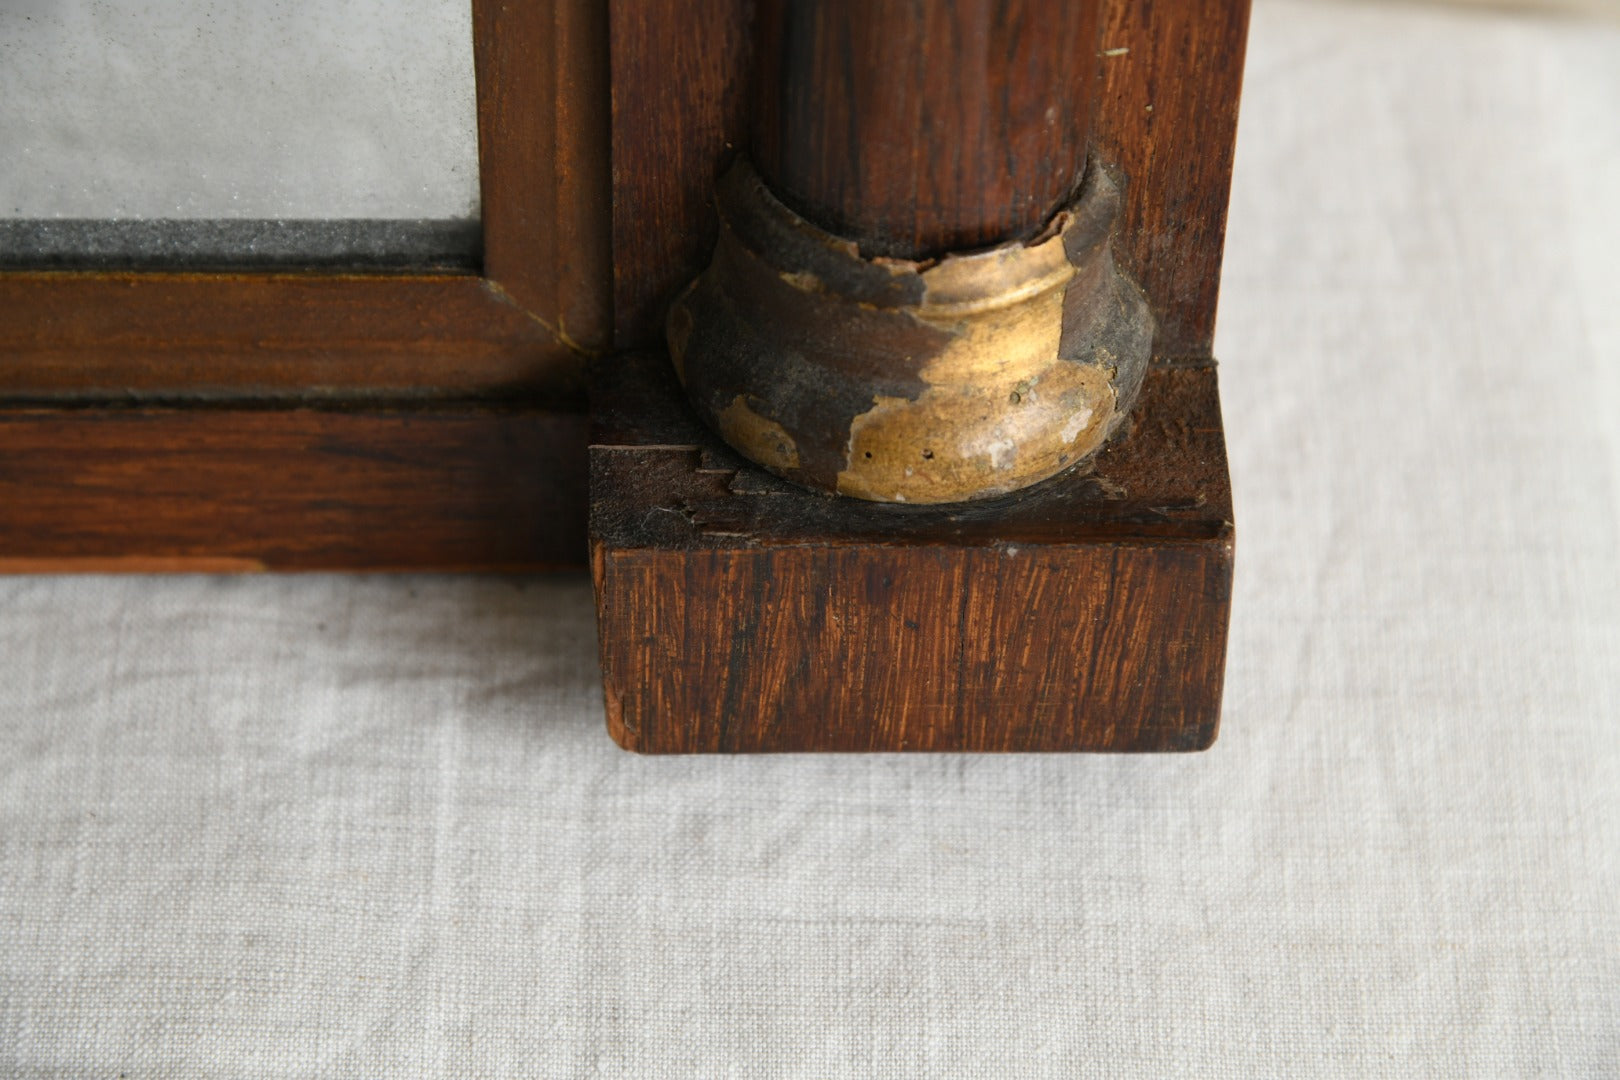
[590,353,1233,753]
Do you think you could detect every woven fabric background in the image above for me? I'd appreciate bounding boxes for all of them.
[3,1,1618,1074]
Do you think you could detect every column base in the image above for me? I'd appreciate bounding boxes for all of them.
[590,352,1233,753]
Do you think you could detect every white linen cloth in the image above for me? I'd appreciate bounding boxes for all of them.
[2,1,1617,1074]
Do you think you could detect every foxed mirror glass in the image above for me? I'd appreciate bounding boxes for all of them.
[0,0,481,269]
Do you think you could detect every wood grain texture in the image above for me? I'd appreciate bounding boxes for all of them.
[609,0,753,347]
[0,0,611,399]
[0,406,589,571]
[0,274,576,399]
[475,0,612,352]
[590,353,1233,753]
[751,0,1099,259]
[608,0,1251,357]
[1092,0,1252,358]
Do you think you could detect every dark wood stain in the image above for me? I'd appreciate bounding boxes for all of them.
[0,407,588,571]
[476,0,612,352]
[0,274,576,399]
[609,0,754,348]
[1092,0,1252,359]
[609,0,1252,357]
[751,0,1099,259]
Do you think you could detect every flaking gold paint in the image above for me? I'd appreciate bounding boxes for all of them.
[836,234,1117,504]
[717,394,800,473]
[838,362,1115,503]
[672,157,1149,504]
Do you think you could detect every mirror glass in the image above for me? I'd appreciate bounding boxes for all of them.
[0,0,482,270]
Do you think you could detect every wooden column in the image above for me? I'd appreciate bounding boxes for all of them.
[591,0,1238,754]
[750,0,1101,259]
[668,0,1146,506]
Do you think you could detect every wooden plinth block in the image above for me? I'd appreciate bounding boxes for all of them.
[590,353,1233,753]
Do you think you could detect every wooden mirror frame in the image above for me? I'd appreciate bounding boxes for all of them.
[0,0,606,571]
[0,0,607,399]
[1,0,1246,584]
[2,0,1250,750]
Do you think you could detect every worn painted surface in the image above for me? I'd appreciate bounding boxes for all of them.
[668,158,1153,504]
[716,394,800,473]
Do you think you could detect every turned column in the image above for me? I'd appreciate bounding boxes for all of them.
[750,0,1099,260]
[668,0,1152,504]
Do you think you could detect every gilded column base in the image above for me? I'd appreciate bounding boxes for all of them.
[668,156,1153,504]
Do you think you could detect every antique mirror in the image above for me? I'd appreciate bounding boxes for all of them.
[2,0,483,272]
[0,0,605,401]
[1,0,1247,753]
